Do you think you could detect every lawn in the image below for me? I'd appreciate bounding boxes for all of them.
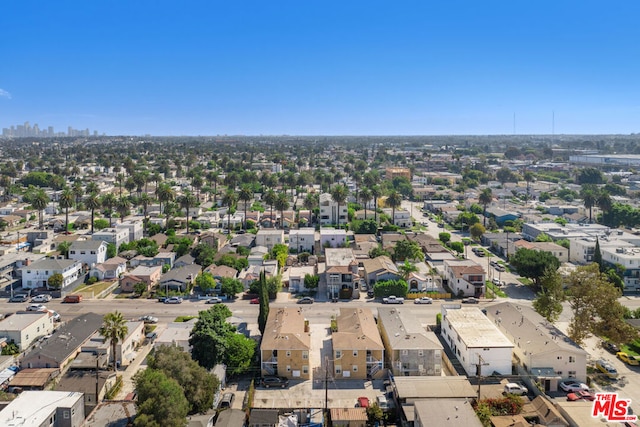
[486,282,507,298]
[73,280,115,298]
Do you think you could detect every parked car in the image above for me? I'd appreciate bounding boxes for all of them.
[250,298,260,304]
[596,359,619,378]
[138,315,159,324]
[260,376,289,388]
[495,265,506,272]
[567,390,596,401]
[414,297,433,304]
[164,297,183,304]
[462,297,479,304]
[491,278,503,287]
[9,294,29,303]
[219,392,235,409]
[206,297,223,304]
[297,297,314,304]
[356,396,370,408]
[559,380,589,392]
[617,352,639,366]
[31,294,52,303]
[376,395,389,410]
[26,304,47,312]
[62,295,82,303]
[48,310,61,322]
[602,340,620,354]
[503,383,528,395]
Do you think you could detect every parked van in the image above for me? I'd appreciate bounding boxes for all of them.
[376,395,388,410]
[63,295,82,303]
[219,392,235,409]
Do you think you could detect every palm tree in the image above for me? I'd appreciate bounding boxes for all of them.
[72,180,84,207]
[238,185,253,230]
[156,183,175,224]
[59,188,74,233]
[386,190,403,227]
[101,193,117,227]
[263,189,277,228]
[597,191,613,223]
[86,181,99,196]
[191,175,203,201]
[478,188,493,226]
[221,190,238,232]
[275,193,289,229]
[85,193,101,234]
[523,171,535,201]
[360,187,372,220]
[370,185,382,224]
[398,260,418,280]
[99,311,128,371]
[330,184,349,229]
[178,191,197,234]
[116,196,131,223]
[115,173,125,197]
[581,186,597,223]
[139,193,152,234]
[32,190,50,230]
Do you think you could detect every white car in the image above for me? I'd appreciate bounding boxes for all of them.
[205,297,223,304]
[414,297,433,304]
[26,304,47,312]
[503,383,528,395]
[164,297,183,304]
[31,294,52,303]
[559,380,589,392]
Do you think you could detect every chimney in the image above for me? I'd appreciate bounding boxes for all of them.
[24,258,31,266]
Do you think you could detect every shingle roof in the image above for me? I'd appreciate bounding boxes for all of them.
[333,308,383,351]
[260,307,310,351]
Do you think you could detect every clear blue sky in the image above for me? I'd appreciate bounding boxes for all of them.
[2,1,640,136]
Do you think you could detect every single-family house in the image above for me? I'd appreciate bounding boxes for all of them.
[159,264,201,292]
[443,259,485,298]
[89,256,127,281]
[361,256,401,287]
[120,265,162,293]
[255,229,285,251]
[320,227,347,251]
[287,265,316,293]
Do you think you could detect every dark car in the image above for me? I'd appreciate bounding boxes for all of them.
[261,376,289,388]
[9,294,29,303]
[462,297,479,304]
[602,340,620,354]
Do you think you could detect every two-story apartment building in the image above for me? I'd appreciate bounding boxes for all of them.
[68,240,108,267]
[20,258,82,290]
[377,307,443,376]
[117,220,143,243]
[486,302,587,391]
[255,229,285,251]
[443,259,485,298]
[0,311,55,351]
[440,305,513,377]
[91,227,129,249]
[512,240,569,263]
[325,248,360,300]
[319,193,347,226]
[320,228,347,251]
[260,307,311,380]
[83,320,145,368]
[288,228,316,254]
[332,308,384,380]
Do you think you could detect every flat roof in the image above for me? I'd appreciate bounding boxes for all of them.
[394,376,477,399]
[0,390,82,425]
[443,308,513,348]
[0,311,49,331]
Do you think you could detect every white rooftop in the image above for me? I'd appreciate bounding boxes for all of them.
[0,390,83,426]
[444,307,513,348]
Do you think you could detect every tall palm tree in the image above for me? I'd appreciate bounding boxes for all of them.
[59,188,74,233]
[157,184,175,224]
[116,196,131,223]
[139,193,152,234]
[597,191,613,223]
[330,184,349,229]
[523,171,535,201]
[221,190,238,232]
[581,186,597,223]
[32,190,50,230]
[275,193,289,229]
[99,311,128,371]
[115,173,125,197]
[191,175,203,201]
[238,185,253,230]
[478,188,493,226]
[85,193,101,234]
[72,180,84,208]
[360,187,372,220]
[370,185,382,224]
[86,181,99,196]
[386,190,403,227]
[263,189,277,228]
[178,191,197,234]
[101,193,117,227]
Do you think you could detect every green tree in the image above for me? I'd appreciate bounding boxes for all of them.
[189,305,235,369]
[178,191,197,234]
[330,184,349,229]
[1,341,19,356]
[57,241,71,259]
[258,270,269,335]
[534,233,553,242]
[469,223,485,241]
[59,188,74,233]
[221,189,237,231]
[238,185,253,230]
[269,243,289,270]
[48,273,63,290]
[510,248,560,288]
[398,260,418,279]
[106,243,117,258]
[134,282,147,296]
[533,266,565,322]
[439,232,451,244]
[220,277,243,297]
[195,273,216,293]
[94,218,109,231]
[304,274,320,290]
[85,193,102,234]
[373,279,409,298]
[101,193,117,227]
[478,188,492,226]
[385,190,403,226]
[581,185,597,223]
[133,368,189,427]
[263,188,277,226]
[116,196,131,223]
[224,333,256,376]
[99,311,129,371]
[450,241,464,254]
[393,240,423,262]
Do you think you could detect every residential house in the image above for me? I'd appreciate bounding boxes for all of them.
[319,193,347,226]
[0,311,55,351]
[287,265,316,293]
[486,302,587,391]
[288,228,316,254]
[174,253,196,268]
[260,307,311,380]
[68,240,108,267]
[484,206,519,226]
[377,307,443,376]
[56,370,116,416]
[247,245,269,267]
[324,248,360,299]
[21,313,103,370]
[198,231,226,251]
[154,319,197,352]
[255,229,285,251]
[83,321,145,368]
[513,240,569,263]
[443,259,485,298]
[92,227,129,248]
[440,305,513,377]
[361,256,401,287]
[0,391,85,427]
[414,399,482,427]
[239,261,278,289]
[382,208,411,228]
[120,265,162,293]
[320,227,347,251]
[332,308,384,380]
[89,256,127,281]
[159,264,201,292]
[20,258,82,289]
[117,220,143,243]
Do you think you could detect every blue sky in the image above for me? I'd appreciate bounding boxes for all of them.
[2,1,640,136]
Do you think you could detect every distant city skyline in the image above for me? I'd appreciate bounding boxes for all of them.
[1,121,101,138]
[2,1,640,136]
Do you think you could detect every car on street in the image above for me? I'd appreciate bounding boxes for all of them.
[297,297,314,304]
[503,383,528,395]
[617,352,640,366]
[491,278,504,287]
[495,265,506,272]
[595,359,619,379]
[9,294,29,303]
[356,396,370,408]
[48,310,61,322]
[382,296,404,304]
[567,390,596,401]
[414,297,433,304]
[206,297,223,304]
[462,297,479,304]
[138,315,159,324]
[164,297,183,304]
[602,340,620,354]
[62,295,82,303]
[26,304,47,312]
[250,298,260,304]
[31,294,52,303]
[260,376,289,388]
[559,380,589,392]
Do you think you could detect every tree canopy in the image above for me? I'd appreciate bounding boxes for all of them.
[510,248,560,288]
[134,368,189,427]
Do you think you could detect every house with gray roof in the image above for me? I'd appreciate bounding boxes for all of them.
[159,264,201,292]
[69,239,108,266]
[19,258,82,290]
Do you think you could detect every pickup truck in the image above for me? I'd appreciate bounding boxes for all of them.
[382,296,404,304]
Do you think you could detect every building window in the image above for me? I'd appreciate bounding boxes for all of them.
[302,351,308,360]
[418,350,423,356]
[569,356,575,363]
[335,365,342,375]
[557,356,562,360]
[353,365,358,372]
[286,351,291,357]
[353,350,358,357]
[336,351,342,359]
[401,350,408,356]
[63,411,70,419]
[70,251,75,254]
[302,365,308,374]
[286,365,291,372]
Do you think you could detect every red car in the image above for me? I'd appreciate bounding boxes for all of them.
[250,298,259,304]
[567,390,596,401]
[357,397,370,408]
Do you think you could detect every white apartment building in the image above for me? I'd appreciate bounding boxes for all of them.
[288,228,316,254]
[255,229,285,251]
[68,240,108,267]
[20,258,82,289]
[92,227,129,249]
[117,220,143,242]
[0,311,54,351]
[319,193,347,226]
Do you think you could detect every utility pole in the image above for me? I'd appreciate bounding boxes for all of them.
[476,354,489,401]
[95,357,99,405]
[324,356,329,420]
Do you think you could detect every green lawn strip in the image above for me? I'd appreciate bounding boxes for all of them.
[486,281,507,298]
